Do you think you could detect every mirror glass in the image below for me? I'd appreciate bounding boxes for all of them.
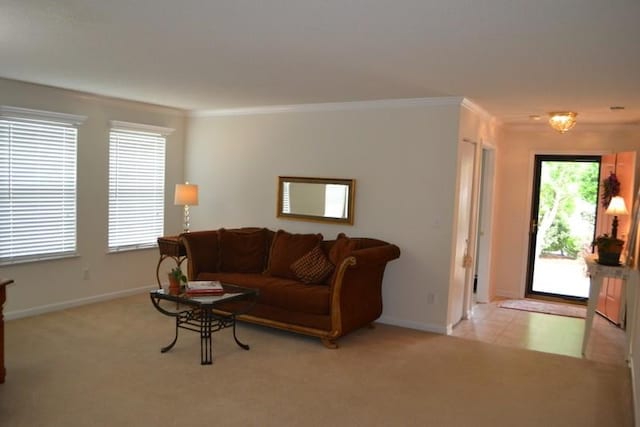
[277,176,355,224]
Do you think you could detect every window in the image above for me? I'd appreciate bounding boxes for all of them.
[108,121,173,252]
[0,106,86,264]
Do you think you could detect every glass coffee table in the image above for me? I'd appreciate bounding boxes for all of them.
[150,283,258,365]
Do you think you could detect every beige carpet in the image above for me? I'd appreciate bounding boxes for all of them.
[0,293,633,427]
[499,299,587,318]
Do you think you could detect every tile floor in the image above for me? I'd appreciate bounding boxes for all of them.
[451,300,627,366]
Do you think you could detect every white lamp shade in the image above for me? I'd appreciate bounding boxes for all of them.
[174,183,199,206]
[606,196,628,216]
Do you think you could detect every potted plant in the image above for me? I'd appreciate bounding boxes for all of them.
[168,267,187,295]
[592,234,624,266]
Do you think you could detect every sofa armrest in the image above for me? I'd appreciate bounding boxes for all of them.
[350,244,401,267]
[180,230,220,280]
[328,244,400,338]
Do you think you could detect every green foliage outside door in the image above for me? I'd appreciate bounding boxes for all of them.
[536,161,599,259]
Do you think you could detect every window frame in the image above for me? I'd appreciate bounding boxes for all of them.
[0,106,86,265]
[107,120,173,253]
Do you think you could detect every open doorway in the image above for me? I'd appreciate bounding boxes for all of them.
[474,147,495,304]
[525,155,601,302]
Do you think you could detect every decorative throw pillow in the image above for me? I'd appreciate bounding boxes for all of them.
[265,230,323,279]
[218,228,268,273]
[290,245,335,284]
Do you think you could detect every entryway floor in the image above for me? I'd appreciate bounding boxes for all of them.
[452,300,626,366]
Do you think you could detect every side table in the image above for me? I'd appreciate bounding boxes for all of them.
[1,278,14,384]
[583,256,638,360]
[156,236,187,288]
[150,285,258,365]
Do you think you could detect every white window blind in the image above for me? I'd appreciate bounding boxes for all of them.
[0,106,85,264]
[108,122,171,251]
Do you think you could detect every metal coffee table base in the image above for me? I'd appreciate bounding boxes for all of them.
[154,303,250,365]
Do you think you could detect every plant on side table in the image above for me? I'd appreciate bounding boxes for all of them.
[168,267,187,295]
[592,234,624,266]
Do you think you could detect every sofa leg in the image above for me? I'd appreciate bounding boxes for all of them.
[321,337,339,349]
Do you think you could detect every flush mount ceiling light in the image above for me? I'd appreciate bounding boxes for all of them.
[548,111,578,133]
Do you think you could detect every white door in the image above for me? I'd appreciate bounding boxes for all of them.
[449,140,477,327]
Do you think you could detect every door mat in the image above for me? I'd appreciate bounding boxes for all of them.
[498,299,586,319]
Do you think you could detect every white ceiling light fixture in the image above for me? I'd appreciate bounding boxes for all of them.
[548,111,578,133]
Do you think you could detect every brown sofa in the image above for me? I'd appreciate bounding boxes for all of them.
[180,227,400,348]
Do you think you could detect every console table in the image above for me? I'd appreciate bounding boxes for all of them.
[583,256,638,359]
[156,236,187,288]
[1,278,14,384]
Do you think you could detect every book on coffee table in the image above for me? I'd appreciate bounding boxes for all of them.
[186,280,224,295]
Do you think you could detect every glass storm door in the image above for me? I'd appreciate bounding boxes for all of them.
[525,155,601,301]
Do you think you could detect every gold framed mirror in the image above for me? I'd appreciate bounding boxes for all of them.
[277,176,355,225]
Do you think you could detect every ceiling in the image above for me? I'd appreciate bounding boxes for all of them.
[2,0,639,125]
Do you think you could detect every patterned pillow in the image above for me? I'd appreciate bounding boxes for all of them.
[290,245,335,284]
[265,230,322,279]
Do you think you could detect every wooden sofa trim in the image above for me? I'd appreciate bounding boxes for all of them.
[234,313,338,347]
[328,255,357,344]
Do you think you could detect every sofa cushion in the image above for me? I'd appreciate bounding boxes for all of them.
[329,233,358,266]
[290,244,334,284]
[180,230,220,277]
[219,228,268,273]
[326,233,358,284]
[197,272,330,315]
[265,230,322,279]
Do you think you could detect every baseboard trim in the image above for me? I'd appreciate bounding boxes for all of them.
[495,289,523,299]
[377,315,447,335]
[5,285,156,321]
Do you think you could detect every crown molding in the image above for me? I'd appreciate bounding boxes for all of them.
[460,98,497,124]
[1,78,187,117]
[190,96,466,117]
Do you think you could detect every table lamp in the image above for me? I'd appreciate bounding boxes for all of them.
[174,182,199,233]
[606,196,628,239]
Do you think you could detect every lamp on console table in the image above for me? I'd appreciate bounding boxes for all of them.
[594,196,629,266]
[606,196,628,239]
[174,182,199,233]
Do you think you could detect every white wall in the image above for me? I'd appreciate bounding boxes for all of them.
[445,105,499,327]
[1,78,186,318]
[186,100,466,332]
[492,124,640,299]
